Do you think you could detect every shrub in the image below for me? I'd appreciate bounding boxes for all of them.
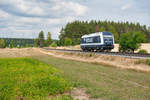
[89,53,94,57]
[64,38,72,46]
[0,39,5,48]
[146,59,150,65]
[119,31,145,53]
[50,42,57,47]
[138,49,148,54]
[135,59,150,66]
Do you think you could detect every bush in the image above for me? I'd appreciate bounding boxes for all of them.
[138,49,148,54]
[0,39,5,48]
[50,42,57,47]
[89,53,94,57]
[134,59,150,66]
[146,59,150,65]
[119,31,145,53]
[64,38,72,46]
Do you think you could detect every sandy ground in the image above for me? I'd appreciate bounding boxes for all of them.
[55,43,150,53]
[64,88,101,100]
[0,48,42,58]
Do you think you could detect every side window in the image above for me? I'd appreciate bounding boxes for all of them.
[98,36,101,43]
[85,37,93,43]
[93,36,101,43]
[81,38,84,43]
[100,36,101,43]
[82,36,101,44]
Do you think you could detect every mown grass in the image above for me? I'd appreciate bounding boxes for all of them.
[34,55,150,100]
[0,58,71,100]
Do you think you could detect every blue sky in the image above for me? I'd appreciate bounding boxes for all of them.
[0,0,149,39]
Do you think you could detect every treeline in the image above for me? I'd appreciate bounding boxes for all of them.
[34,31,57,47]
[0,31,57,48]
[59,20,150,45]
[0,38,34,48]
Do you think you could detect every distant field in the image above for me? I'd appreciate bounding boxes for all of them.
[0,58,71,100]
[34,55,150,100]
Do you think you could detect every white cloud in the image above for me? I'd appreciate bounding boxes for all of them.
[0,0,149,40]
[0,0,88,17]
[52,1,88,16]
[0,15,77,39]
[121,4,131,10]
[0,10,9,18]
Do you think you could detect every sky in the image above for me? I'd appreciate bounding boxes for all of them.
[0,0,149,39]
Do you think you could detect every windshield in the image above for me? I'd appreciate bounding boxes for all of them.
[103,36,113,44]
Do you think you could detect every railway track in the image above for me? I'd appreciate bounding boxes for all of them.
[43,48,150,59]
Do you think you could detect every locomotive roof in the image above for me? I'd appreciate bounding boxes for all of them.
[81,32,112,38]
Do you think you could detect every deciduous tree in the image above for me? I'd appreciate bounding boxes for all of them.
[119,31,145,53]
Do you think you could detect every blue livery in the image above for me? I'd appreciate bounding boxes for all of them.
[80,32,114,51]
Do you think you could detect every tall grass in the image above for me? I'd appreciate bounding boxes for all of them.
[0,58,71,100]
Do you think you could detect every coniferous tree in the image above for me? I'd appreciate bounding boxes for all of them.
[59,20,150,45]
[38,31,45,47]
[109,25,119,43]
[46,32,52,46]
[99,26,106,32]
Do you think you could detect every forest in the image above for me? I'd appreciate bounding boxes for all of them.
[0,38,34,48]
[59,20,150,46]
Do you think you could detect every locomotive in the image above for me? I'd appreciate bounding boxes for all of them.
[80,32,114,51]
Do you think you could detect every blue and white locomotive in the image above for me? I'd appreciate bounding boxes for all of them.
[80,32,114,51]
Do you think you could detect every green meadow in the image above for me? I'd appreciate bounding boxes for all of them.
[0,58,71,100]
[1,55,150,100]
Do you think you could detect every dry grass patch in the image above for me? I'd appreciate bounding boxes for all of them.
[0,48,42,58]
[39,49,150,73]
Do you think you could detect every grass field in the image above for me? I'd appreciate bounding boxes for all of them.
[0,58,71,100]
[34,55,150,100]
